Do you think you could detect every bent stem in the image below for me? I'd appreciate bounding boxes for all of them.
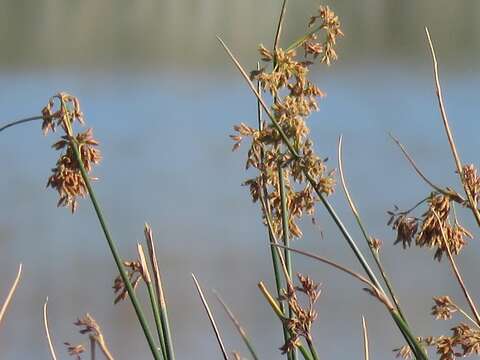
[43,298,58,360]
[70,142,162,360]
[0,116,43,133]
[0,263,22,326]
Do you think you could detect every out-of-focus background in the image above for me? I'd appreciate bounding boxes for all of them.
[1,1,480,359]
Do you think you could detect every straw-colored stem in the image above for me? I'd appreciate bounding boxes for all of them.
[452,303,480,330]
[425,28,480,226]
[214,291,260,360]
[191,274,229,360]
[43,298,58,360]
[70,142,162,360]
[361,316,369,360]
[144,225,175,360]
[433,210,480,326]
[389,133,463,203]
[96,338,114,360]
[0,263,22,326]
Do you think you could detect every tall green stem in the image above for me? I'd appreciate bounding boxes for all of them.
[146,282,167,359]
[71,142,162,360]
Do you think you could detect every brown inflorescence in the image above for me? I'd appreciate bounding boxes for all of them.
[463,164,480,207]
[389,192,472,261]
[231,5,342,241]
[432,296,457,320]
[64,342,85,360]
[42,93,101,213]
[112,260,145,305]
[279,274,321,354]
[395,296,480,359]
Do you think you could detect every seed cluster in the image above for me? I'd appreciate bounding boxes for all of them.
[279,274,321,353]
[388,192,472,261]
[42,93,101,213]
[232,5,342,240]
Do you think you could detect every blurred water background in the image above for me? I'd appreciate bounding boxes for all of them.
[1,1,480,359]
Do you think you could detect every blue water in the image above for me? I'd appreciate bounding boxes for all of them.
[1,66,480,359]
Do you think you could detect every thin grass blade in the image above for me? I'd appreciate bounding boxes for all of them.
[192,274,229,360]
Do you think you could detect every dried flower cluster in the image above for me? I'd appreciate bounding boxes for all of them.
[279,274,321,353]
[65,314,114,360]
[388,193,472,261]
[64,342,85,360]
[112,259,145,304]
[231,6,342,239]
[42,92,101,212]
[432,296,458,320]
[395,296,480,359]
[306,6,344,65]
[463,164,480,207]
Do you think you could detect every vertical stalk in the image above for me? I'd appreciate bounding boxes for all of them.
[255,62,292,358]
[146,282,168,359]
[306,338,320,360]
[71,142,162,360]
[144,225,176,360]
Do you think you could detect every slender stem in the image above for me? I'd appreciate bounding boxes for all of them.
[452,303,480,330]
[286,24,324,53]
[43,298,58,360]
[273,0,288,52]
[0,116,43,133]
[214,291,260,360]
[255,62,293,359]
[306,338,319,360]
[425,28,480,226]
[146,282,167,359]
[70,143,162,360]
[90,338,96,360]
[192,274,229,360]
[433,210,480,326]
[361,316,369,360]
[389,133,464,203]
[0,263,22,326]
[144,225,175,360]
[298,347,314,360]
[338,136,408,322]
